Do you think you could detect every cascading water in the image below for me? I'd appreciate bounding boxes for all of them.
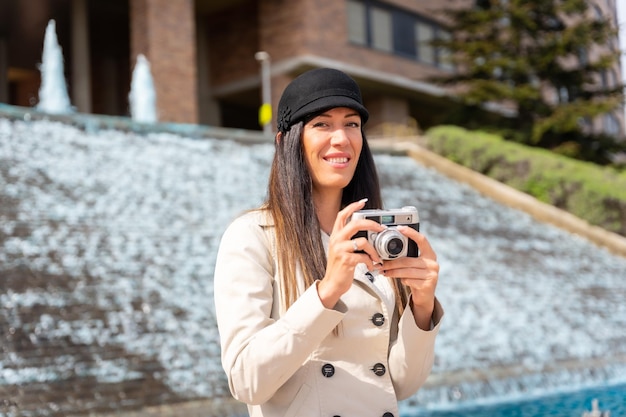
[0,116,625,416]
[129,54,157,123]
[36,20,73,114]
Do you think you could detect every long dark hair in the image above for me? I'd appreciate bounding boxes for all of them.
[265,121,409,314]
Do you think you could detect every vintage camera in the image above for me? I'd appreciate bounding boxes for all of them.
[350,206,420,260]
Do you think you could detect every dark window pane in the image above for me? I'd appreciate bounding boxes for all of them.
[393,11,416,57]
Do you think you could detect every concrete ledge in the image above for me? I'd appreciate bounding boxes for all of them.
[369,138,626,259]
[0,104,272,144]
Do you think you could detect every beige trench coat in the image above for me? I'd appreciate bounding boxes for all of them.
[213,210,443,417]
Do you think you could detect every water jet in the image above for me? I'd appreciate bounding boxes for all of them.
[129,54,157,123]
[36,20,73,114]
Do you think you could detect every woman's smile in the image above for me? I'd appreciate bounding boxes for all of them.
[324,152,351,166]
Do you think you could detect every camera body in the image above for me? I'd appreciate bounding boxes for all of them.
[350,206,419,260]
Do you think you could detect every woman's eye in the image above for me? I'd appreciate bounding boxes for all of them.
[312,122,328,128]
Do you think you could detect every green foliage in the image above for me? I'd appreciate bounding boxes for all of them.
[432,0,625,160]
[425,125,626,236]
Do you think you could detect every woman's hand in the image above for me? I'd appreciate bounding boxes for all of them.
[317,199,385,309]
[381,226,439,330]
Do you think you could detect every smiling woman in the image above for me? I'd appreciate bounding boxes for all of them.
[213,68,444,417]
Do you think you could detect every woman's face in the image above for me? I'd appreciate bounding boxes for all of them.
[301,107,363,196]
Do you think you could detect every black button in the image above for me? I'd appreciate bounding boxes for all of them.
[372,312,385,326]
[382,413,394,417]
[321,363,335,377]
[372,363,386,376]
[365,272,375,282]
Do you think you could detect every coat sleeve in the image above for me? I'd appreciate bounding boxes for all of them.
[213,213,344,405]
[387,296,444,400]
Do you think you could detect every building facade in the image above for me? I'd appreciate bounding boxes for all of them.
[0,0,623,137]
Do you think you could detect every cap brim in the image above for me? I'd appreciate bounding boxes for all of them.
[292,96,369,125]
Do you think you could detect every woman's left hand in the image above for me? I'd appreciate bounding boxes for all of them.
[381,226,439,330]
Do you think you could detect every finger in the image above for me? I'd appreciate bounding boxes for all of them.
[349,238,360,253]
[350,237,383,265]
[384,257,439,278]
[401,278,436,289]
[396,226,437,261]
[387,267,432,280]
[333,198,368,234]
[334,200,387,244]
[344,218,387,241]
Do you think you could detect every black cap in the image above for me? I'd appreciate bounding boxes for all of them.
[276,68,369,133]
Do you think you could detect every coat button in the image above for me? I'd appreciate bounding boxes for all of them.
[365,272,375,282]
[382,413,394,417]
[321,363,335,377]
[371,312,385,326]
[372,363,386,376]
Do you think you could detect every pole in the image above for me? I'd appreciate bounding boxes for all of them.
[255,51,272,135]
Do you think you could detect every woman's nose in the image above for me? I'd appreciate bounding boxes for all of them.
[330,127,350,145]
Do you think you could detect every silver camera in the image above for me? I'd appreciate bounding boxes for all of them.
[350,206,420,260]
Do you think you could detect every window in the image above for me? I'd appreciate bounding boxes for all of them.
[347,0,367,45]
[394,11,417,57]
[609,70,617,88]
[371,7,392,52]
[416,22,435,64]
[601,70,608,88]
[604,113,620,135]
[592,4,603,20]
[437,30,455,71]
[345,0,453,70]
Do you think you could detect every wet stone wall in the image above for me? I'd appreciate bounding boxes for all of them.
[1,118,626,416]
[0,119,259,416]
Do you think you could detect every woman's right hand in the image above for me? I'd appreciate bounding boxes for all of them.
[317,199,386,309]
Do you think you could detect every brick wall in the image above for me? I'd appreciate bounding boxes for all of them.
[204,1,261,86]
[129,0,198,124]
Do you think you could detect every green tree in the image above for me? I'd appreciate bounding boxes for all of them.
[433,0,626,165]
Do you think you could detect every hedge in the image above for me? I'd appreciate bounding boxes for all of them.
[424,125,626,237]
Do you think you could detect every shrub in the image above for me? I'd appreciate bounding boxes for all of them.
[425,125,626,236]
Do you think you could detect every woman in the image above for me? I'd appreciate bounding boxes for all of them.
[214,68,443,417]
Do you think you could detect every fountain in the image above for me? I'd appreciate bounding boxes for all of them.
[0,116,625,416]
[36,20,73,114]
[129,54,157,123]
[583,399,611,417]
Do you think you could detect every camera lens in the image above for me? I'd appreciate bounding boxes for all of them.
[374,229,407,259]
[386,237,404,256]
